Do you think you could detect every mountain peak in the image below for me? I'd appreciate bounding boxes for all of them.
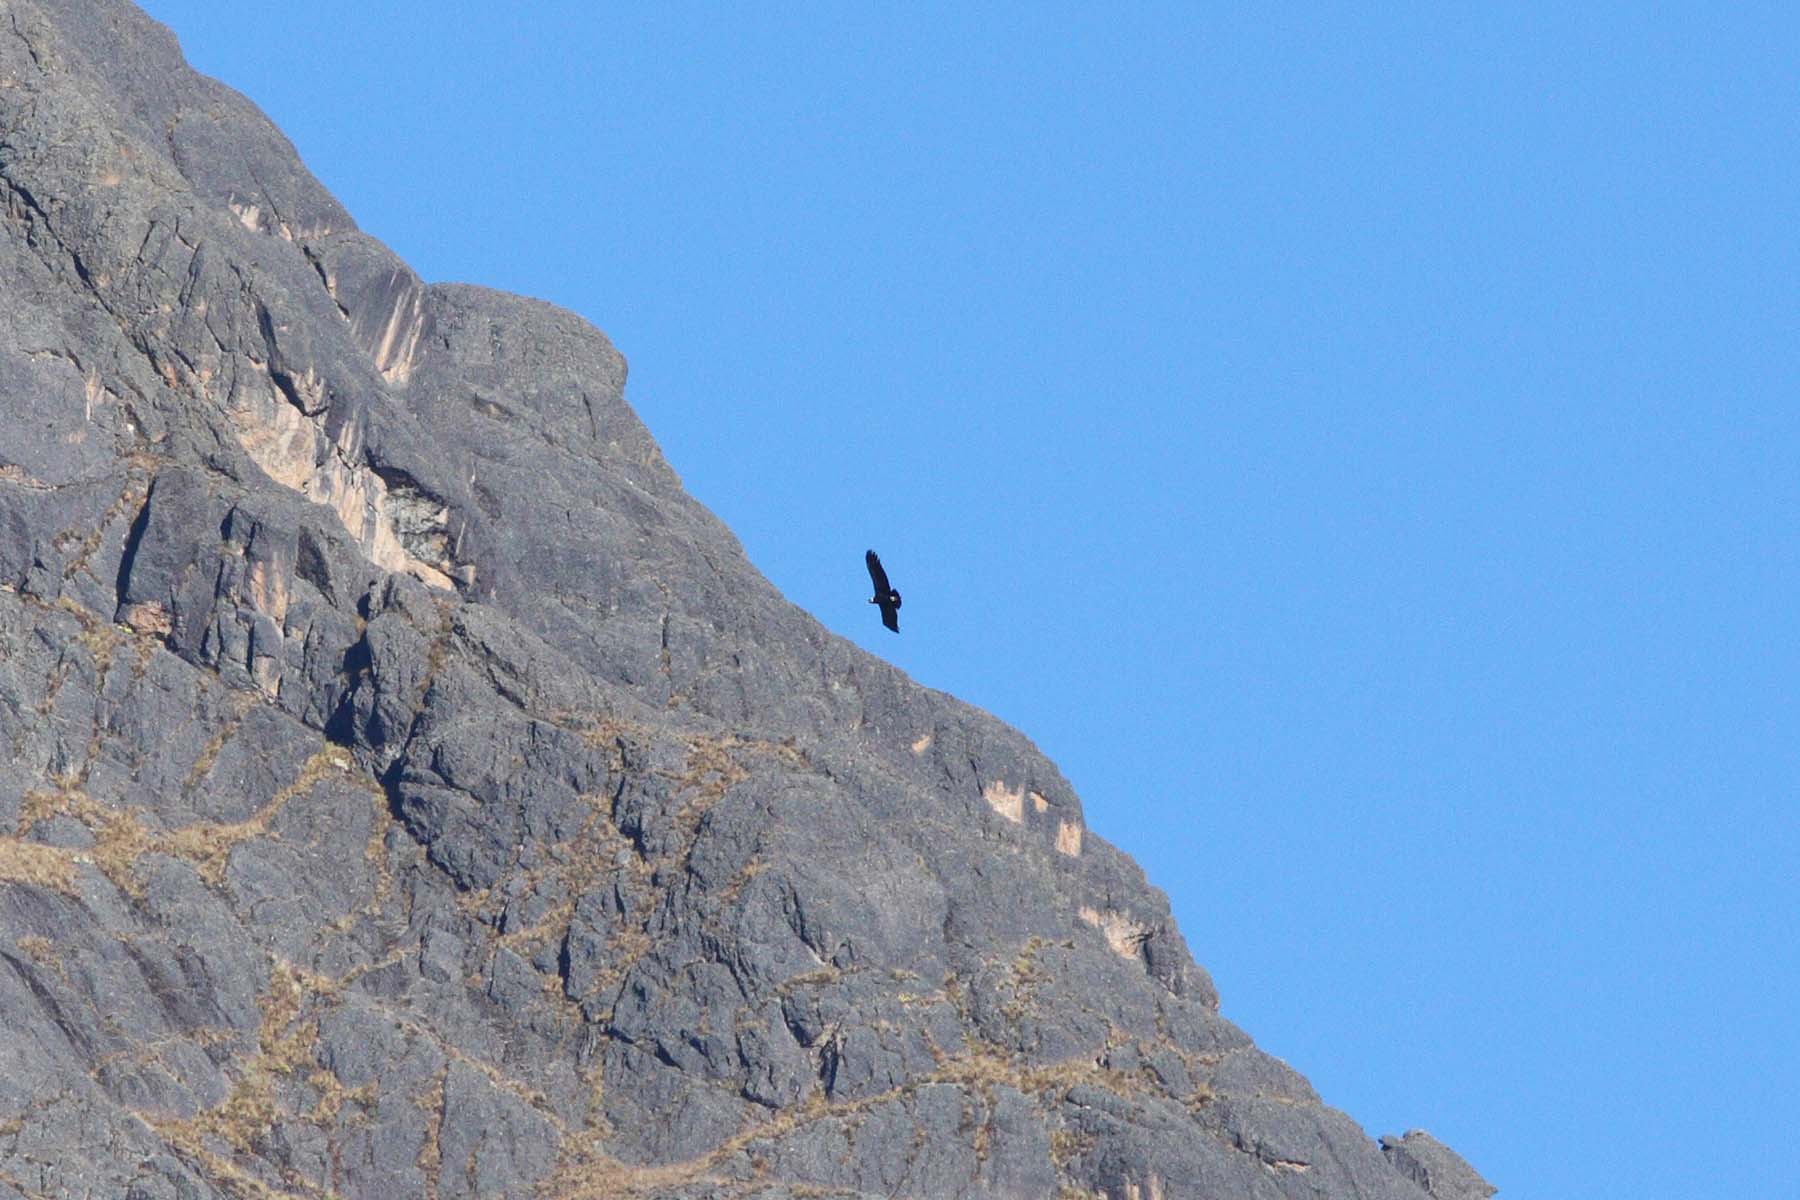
[0,2,1491,1196]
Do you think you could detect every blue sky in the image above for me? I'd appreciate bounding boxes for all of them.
[137,3,1798,1195]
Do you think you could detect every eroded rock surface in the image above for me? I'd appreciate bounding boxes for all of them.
[0,2,1494,1196]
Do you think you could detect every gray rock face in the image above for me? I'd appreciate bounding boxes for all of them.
[0,1,1495,1196]
[1381,1131,1497,1200]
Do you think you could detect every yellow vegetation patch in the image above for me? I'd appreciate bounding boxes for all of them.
[678,737,753,799]
[161,746,352,885]
[575,712,639,749]
[54,594,122,673]
[543,1037,1149,1200]
[146,959,320,1174]
[0,838,78,894]
[306,1066,376,1126]
[1050,1127,1095,1167]
[416,1066,449,1194]
[181,693,258,794]
[17,745,353,896]
[1010,937,1052,990]
[669,733,808,846]
[20,786,153,899]
[15,934,56,965]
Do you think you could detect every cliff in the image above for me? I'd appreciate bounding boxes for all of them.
[0,2,1493,1196]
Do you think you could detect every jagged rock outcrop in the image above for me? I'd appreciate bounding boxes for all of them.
[0,2,1494,1196]
[1382,1132,1498,1200]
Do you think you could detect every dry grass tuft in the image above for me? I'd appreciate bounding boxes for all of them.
[18,743,357,902]
[1185,1082,1216,1113]
[543,1037,1150,1200]
[16,779,153,898]
[1011,936,1051,987]
[415,1067,449,1196]
[0,838,78,895]
[1050,1127,1093,1166]
[14,934,57,967]
[180,694,257,796]
[56,595,122,673]
[159,745,352,885]
[145,959,324,1176]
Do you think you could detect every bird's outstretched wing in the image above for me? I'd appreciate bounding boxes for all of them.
[865,550,891,596]
[866,550,900,632]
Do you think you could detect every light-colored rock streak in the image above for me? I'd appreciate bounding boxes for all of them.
[983,779,1025,824]
[1080,905,1151,960]
[368,275,426,383]
[1055,818,1082,857]
[229,375,455,590]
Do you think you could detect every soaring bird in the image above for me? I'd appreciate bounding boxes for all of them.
[865,550,902,632]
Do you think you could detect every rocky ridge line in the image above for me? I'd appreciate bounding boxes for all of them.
[0,2,1494,1197]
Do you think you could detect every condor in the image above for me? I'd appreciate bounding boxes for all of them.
[865,550,902,633]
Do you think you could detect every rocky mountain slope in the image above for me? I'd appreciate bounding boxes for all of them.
[0,2,1494,1196]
